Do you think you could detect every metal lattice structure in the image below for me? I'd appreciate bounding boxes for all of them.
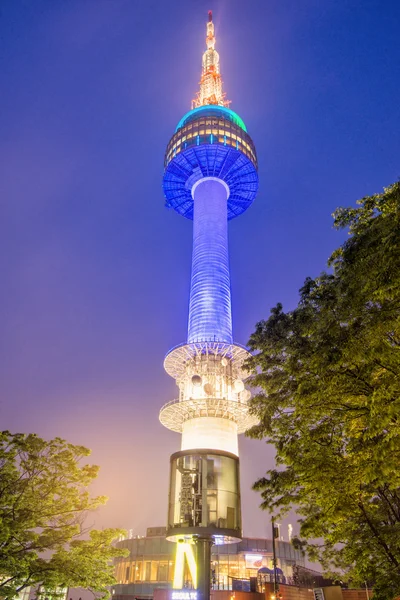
[164,342,251,380]
[192,11,230,109]
[159,398,258,434]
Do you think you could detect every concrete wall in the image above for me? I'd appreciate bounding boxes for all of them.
[211,593,263,600]
[319,587,342,600]
[153,586,374,600]
[153,591,264,600]
[342,590,372,600]
[262,583,314,600]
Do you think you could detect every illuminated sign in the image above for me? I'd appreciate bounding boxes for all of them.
[171,592,198,600]
[245,554,264,569]
[173,543,197,590]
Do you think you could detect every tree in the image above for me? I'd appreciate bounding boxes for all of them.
[0,431,128,598]
[246,182,400,598]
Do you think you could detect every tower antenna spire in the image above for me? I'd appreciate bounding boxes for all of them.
[192,11,230,109]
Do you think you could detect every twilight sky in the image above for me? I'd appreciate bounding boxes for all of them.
[1,0,399,542]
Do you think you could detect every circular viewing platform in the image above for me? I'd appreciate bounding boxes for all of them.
[163,341,251,380]
[163,105,258,220]
[159,396,258,434]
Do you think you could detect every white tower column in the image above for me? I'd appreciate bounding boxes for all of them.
[181,416,239,456]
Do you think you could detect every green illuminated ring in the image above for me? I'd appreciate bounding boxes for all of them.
[175,105,247,132]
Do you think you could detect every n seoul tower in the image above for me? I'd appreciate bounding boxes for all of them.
[160,12,258,600]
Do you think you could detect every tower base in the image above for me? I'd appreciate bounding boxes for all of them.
[166,449,242,544]
[195,536,213,600]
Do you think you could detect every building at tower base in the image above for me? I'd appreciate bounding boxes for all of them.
[113,526,306,600]
[112,528,366,600]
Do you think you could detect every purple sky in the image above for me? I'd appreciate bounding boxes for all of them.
[1,0,399,543]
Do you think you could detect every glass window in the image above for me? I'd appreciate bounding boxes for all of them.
[115,560,124,583]
[136,561,143,581]
[229,557,239,581]
[145,561,151,581]
[168,452,240,534]
[238,554,246,579]
[218,554,229,590]
[151,561,158,581]
[168,560,174,582]
[158,561,168,581]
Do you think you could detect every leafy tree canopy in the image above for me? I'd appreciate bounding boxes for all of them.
[247,182,400,598]
[0,431,128,598]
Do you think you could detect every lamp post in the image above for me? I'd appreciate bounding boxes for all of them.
[271,519,279,597]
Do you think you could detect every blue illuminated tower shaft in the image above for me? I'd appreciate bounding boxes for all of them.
[188,178,232,344]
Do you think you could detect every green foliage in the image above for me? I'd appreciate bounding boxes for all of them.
[0,431,128,598]
[247,183,400,598]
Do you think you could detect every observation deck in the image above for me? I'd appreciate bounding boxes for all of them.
[163,105,258,221]
[160,341,258,450]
